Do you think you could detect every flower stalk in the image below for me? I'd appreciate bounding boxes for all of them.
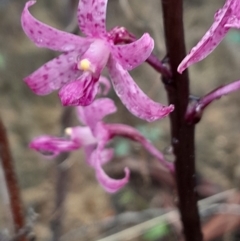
[161,0,203,240]
[105,124,174,172]
[146,54,172,79]
[186,79,240,123]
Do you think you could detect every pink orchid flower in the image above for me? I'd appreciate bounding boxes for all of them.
[21,0,173,122]
[178,0,240,73]
[30,98,173,193]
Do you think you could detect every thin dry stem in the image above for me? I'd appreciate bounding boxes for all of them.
[0,117,26,241]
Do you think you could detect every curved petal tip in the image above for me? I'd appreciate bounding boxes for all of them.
[108,57,174,122]
[96,166,130,193]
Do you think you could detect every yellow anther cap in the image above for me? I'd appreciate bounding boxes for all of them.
[65,128,72,135]
[78,59,91,71]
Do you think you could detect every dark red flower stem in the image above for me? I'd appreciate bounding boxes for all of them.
[161,0,203,240]
[186,79,240,124]
[0,117,26,241]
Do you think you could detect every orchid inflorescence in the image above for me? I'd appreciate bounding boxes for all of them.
[22,0,240,192]
[30,97,173,192]
[178,0,240,123]
[22,0,175,192]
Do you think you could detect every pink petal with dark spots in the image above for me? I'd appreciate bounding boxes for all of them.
[77,98,117,129]
[178,0,233,73]
[225,0,240,29]
[24,51,82,95]
[108,57,174,122]
[83,125,129,193]
[29,135,80,157]
[111,33,154,70]
[22,1,91,52]
[225,16,240,28]
[90,140,130,193]
[96,165,130,193]
[78,0,107,37]
[59,72,99,106]
[84,145,114,166]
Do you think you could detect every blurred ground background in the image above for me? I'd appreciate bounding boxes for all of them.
[1,0,240,240]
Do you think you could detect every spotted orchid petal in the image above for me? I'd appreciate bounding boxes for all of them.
[29,135,80,157]
[59,72,99,106]
[78,0,108,38]
[178,0,237,73]
[225,0,240,28]
[76,98,117,130]
[90,141,130,193]
[21,1,91,52]
[82,124,130,193]
[96,165,130,193]
[84,144,114,166]
[108,57,174,122]
[24,52,82,95]
[225,16,240,28]
[30,126,97,157]
[111,33,154,71]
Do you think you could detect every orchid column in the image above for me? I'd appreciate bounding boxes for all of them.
[161,0,203,240]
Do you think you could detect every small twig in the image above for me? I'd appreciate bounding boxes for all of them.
[9,227,31,241]
[51,2,78,239]
[51,107,73,241]
[185,79,240,123]
[0,161,12,232]
[0,208,38,241]
[202,203,240,216]
[0,117,26,241]
[202,191,240,241]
